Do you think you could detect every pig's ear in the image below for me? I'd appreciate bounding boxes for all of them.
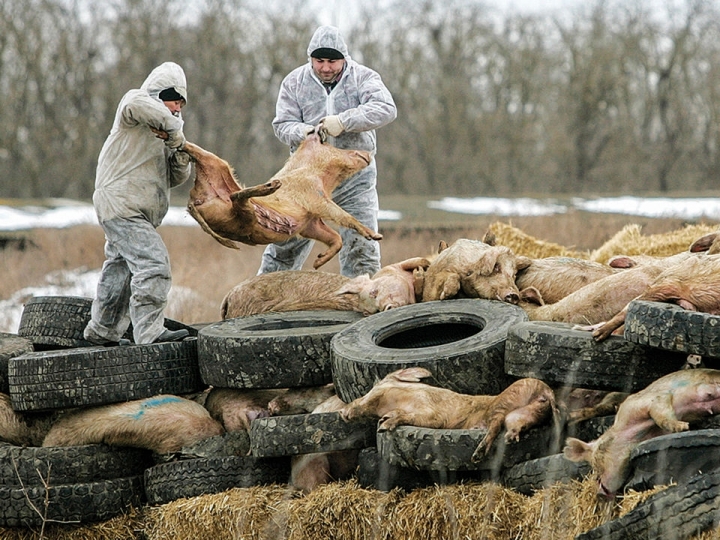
[335,275,371,296]
[515,255,532,271]
[690,232,718,253]
[519,286,544,306]
[482,230,497,246]
[398,257,432,271]
[437,240,449,253]
[393,367,433,382]
[563,437,594,463]
[607,255,637,269]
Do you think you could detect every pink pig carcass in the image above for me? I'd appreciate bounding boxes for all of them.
[203,388,286,432]
[339,367,559,462]
[564,368,720,498]
[221,257,430,319]
[592,253,720,341]
[267,384,337,416]
[183,132,381,270]
[42,395,224,454]
[421,238,528,304]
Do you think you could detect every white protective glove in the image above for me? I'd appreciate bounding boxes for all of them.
[165,130,186,150]
[319,115,344,137]
[172,150,191,167]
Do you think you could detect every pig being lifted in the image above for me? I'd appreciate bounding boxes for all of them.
[563,368,720,498]
[221,257,430,319]
[421,238,528,303]
[183,132,382,269]
[339,367,559,462]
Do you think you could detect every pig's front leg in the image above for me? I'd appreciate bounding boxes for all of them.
[377,411,446,432]
[649,395,690,433]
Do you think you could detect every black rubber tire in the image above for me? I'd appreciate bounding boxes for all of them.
[376,422,562,473]
[249,412,377,457]
[198,311,363,389]
[625,429,720,492]
[0,443,153,487]
[0,475,144,528]
[355,447,490,492]
[504,321,686,392]
[331,299,526,403]
[577,468,720,540]
[8,338,202,411]
[565,415,616,442]
[624,300,720,359]
[17,295,197,350]
[501,453,591,495]
[143,455,291,505]
[0,333,33,394]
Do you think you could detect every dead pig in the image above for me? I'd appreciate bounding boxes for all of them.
[563,368,720,498]
[592,253,720,341]
[0,393,55,447]
[422,238,527,303]
[339,367,558,462]
[222,257,430,319]
[42,395,224,454]
[515,256,621,304]
[183,132,381,269]
[204,388,286,432]
[267,384,336,416]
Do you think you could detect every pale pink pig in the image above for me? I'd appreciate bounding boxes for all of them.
[42,395,224,454]
[267,384,336,416]
[0,393,55,447]
[422,238,528,303]
[564,368,720,498]
[204,388,286,432]
[592,253,720,341]
[339,367,558,462]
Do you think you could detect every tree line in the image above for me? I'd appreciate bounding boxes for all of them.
[2,0,720,200]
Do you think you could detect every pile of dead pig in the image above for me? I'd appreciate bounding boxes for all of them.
[1,221,720,539]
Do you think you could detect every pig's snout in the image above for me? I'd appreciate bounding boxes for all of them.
[597,480,616,499]
[498,291,519,304]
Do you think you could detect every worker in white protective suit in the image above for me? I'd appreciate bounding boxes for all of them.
[258,25,397,277]
[84,62,192,345]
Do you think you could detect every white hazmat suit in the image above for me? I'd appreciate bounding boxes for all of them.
[259,25,397,277]
[84,62,192,345]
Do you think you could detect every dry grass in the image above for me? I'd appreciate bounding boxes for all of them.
[1,212,717,328]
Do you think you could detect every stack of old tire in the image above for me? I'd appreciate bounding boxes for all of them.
[3,294,720,538]
[1,296,204,527]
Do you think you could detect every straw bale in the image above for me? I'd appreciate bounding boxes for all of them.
[0,506,145,540]
[486,222,589,259]
[142,483,297,540]
[589,223,717,264]
[385,481,527,540]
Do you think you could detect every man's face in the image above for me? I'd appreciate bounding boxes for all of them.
[312,57,345,84]
[163,99,185,116]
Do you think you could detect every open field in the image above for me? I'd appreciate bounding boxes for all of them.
[0,210,717,328]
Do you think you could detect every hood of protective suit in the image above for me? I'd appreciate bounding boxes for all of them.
[307,25,351,61]
[141,61,188,105]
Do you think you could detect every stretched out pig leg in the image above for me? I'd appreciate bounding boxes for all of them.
[649,395,689,432]
[316,200,383,242]
[230,179,282,202]
[300,219,344,269]
[377,410,445,432]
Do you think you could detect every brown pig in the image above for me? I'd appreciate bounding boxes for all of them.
[422,238,528,303]
[42,395,224,454]
[515,256,621,304]
[290,395,359,493]
[204,388,286,432]
[267,384,337,416]
[564,368,720,498]
[183,132,381,269]
[0,393,55,447]
[592,253,720,341]
[517,252,694,326]
[339,367,558,462]
[222,257,430,319]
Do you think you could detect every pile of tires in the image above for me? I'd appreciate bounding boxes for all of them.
[2,294,720,537]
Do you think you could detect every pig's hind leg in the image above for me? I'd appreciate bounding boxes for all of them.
[377,410,445,431]
[301,219,344,269]
[318,200,383,241]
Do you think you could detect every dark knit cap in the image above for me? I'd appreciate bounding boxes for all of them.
[310,47,344,60]
[159,87,184,102]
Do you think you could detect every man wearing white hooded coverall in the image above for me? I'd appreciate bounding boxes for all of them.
[258,25,397,277]
[84,62,192,345]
